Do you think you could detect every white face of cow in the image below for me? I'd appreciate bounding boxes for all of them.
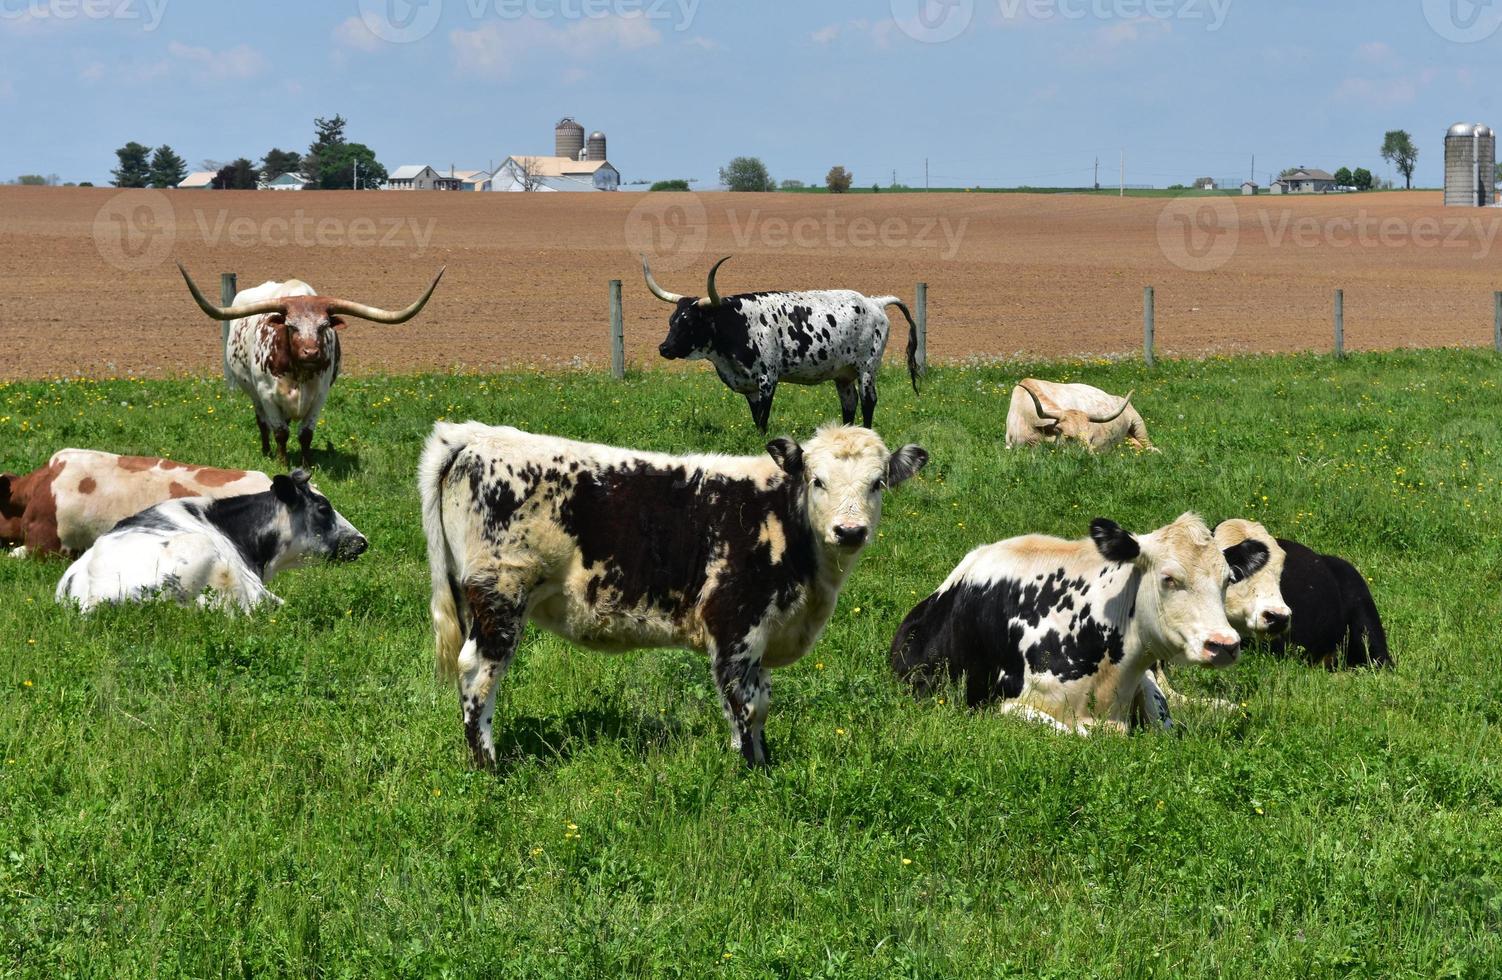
[1215,519,1291,638]
[1091,513,1269,668]
[767,426,928,551]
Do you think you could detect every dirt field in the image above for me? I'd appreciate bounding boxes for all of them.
[2,185,1498,380]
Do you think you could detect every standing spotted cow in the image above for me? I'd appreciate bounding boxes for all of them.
[645,256,920,432]
[420,421,928,768]
[177,264,444,466]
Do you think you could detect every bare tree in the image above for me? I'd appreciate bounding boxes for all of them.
[513,156,547,192]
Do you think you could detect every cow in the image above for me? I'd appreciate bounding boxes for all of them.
[2,449,272,559]
[889,514,1268,734]
[177,264,445,467]
[57,470,367,613]
[643,256,920,433]
[1005,379,1155,452]
[1265,537,1390,669]
[419,421,929,768]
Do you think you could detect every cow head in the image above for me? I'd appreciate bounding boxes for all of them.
[267,470,368,574]
[1091,513,1268,668]
[177,263,446,372]
[767,425,928,552]
[643,256,736,361]
[1020,383,1134,451]
[1214,519,1291,637]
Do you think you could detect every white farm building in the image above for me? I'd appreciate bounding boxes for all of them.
[490,156,620,192]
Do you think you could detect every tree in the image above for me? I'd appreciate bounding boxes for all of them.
[261,148,303,181]
[1381,130,1419,189]
[304,114,348,184]
[1352,167,1374,192]
[212,158,260,190]
[1334,166,1353,187]
[111,142,151,188]
[720,156,774,192]
[148,145,188,188]
[779,179,806,190]
[17,174,47,185]
[509,156,548,192]
[825,166,853,194]
[650,179,691,191]
[317,142,385,190]
[1495,162,1501,185]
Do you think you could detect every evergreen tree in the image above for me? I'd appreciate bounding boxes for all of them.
[111,142,151,188]
[148,145,188,188]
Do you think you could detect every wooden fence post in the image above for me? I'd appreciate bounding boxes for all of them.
[1143,286,1155,367]
[219,273,237,383]
[914,282,928,378]
[1334,288,1345,359]
[609,279,625,380]
[1494,291,1501,354]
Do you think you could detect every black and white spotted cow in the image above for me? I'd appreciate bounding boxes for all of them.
[889,514,1268,734]
[57,470,367,613]
[420,421,928,768]
[644,256,920,433]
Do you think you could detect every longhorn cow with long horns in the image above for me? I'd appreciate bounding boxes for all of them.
[178,264,444,466]
[643,256,919,433]
[1005,378,1155,453]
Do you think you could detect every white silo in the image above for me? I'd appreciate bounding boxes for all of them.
[1444,122,1496,206]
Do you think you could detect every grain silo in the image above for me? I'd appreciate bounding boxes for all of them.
[1444,122,1496,206]
[587,130,608,162]
[555,117,585,161]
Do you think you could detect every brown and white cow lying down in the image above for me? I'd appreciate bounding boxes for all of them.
[1,449,272,558]
[890,514,1267,734]
[1005,379,1155,453]
[420,422,928,768]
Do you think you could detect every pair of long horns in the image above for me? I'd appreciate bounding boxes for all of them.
[642,255,730,308]
[177,263,446,325]
[1021,382,1134,425]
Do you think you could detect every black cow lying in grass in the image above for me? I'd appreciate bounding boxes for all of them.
[1267,537,1390,669]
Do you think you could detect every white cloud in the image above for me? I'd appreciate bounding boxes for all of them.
[333,16,386,53]
[79,58,169,85]
[684,35,720,50]
[167,41,264,80]
[451,14,663,78]
[1095,18,1171,48]
[1333,75,1418,108]
[1356,40,1395,65]
[811,24,841,44]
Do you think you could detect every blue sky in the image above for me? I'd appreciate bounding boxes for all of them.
[1,0,1498,187]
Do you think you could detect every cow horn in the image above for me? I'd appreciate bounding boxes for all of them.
[698,256,731,308]
[177,262,289,321]
[641,255,686,304]
[1088,390,1134,425]
[1020,382,1059,422]
[324,267,446,325]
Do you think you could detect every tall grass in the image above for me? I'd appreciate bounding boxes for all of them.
[2,351,1500,977]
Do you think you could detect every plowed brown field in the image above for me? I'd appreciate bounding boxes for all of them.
[2,186,1497,380]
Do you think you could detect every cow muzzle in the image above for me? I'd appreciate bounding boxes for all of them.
[1261,609,1291,634]
[336,535,369,561]
[832,523,869,549]
[1200,635,1241,666]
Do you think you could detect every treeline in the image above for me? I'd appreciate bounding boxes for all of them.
[110,115,388,190]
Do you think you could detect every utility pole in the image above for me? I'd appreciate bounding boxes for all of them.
[1120,149,1125,197]
[353,158,359,191]
[1094,156,1100,190]
[925,158,929,191]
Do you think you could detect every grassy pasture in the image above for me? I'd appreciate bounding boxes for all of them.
[2,351,1501,977]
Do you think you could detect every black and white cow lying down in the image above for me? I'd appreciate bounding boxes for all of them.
[644,256,920,433]
[420,421,928,768]
[890,514,1268,734]
[1266,536,1389,669]
[57,471,367,613]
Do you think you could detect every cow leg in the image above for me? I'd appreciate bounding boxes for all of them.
[273,426,291,466]
[997,702,1074,734]
[859,375,878,428]
[458,583,528,769]
[1134,671,1175,732]
[256,417,272,457]
[298,427,314,468]
[710,641,772,768]
[747,387,776,435]
[1150,664,1241,716]
[835,379,859,425]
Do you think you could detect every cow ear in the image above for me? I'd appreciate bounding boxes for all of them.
[886,445,929,487]
[1224,540,1270,584]
[289,468,311,485]
[329,316,347,332]
[272,474,301,505]
[1090,518,1141,563]
[766,438,803,476]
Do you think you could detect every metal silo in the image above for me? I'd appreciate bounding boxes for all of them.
[587,131,608,162]
[1444,122,1495,206]
[555,117,585,160]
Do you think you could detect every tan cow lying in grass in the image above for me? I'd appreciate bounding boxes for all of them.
[1,449,271,558]
[1005,379,1155,453]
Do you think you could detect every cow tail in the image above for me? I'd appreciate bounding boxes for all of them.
[419,423,472,682]
[881,299,922,394]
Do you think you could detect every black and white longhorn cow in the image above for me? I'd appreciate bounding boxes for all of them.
[644,256,920,433]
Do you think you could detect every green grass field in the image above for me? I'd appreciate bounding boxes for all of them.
[3,351,1501,977]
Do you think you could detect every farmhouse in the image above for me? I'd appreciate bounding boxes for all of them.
[261,172,312,191]
[385,165,447,191]
[175,171,216,189]
[1241,181,1259,195]
[491,156,621,192]
[451,169,492,192]
[1272,168,1338,194]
